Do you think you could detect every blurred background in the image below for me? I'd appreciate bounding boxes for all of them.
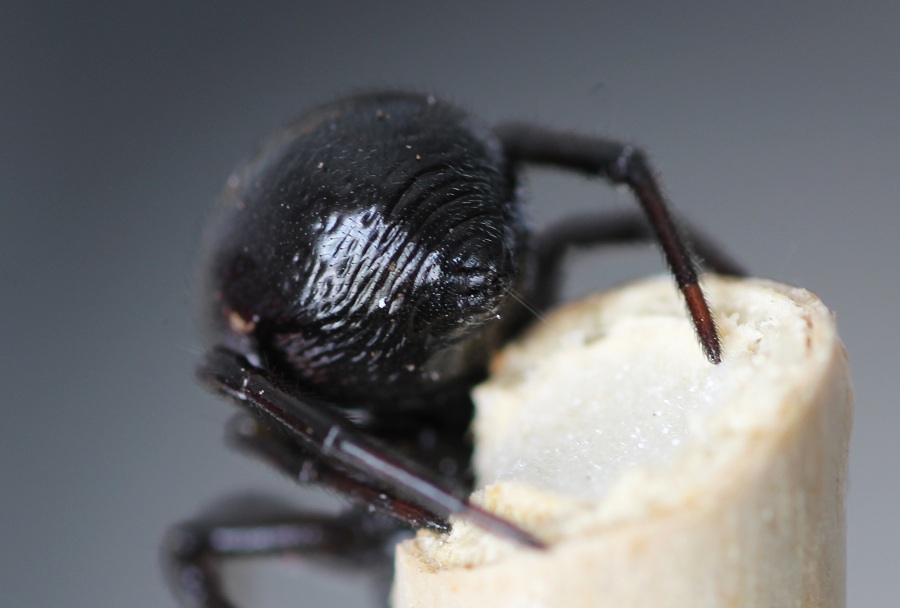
[2,2,897,606]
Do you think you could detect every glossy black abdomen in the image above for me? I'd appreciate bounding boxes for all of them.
[201,92,530,409]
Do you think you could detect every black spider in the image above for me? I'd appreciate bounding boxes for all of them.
[163,90,744,608]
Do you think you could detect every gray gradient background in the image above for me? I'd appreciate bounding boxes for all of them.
[2,3,897,607]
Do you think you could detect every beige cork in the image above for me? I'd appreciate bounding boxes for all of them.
[392,276,853,608]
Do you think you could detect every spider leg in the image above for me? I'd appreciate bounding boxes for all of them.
[531,211,747,311]
[197,346,544,548]
[496,124,724,363]
[163,496,399,608]
[226,414,451,533]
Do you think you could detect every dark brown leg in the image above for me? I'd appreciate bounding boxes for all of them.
[496,124,725,363]
[531,211,747,311]
[226,414,451,533]
[197,347,543,548]
[163,497,399,608]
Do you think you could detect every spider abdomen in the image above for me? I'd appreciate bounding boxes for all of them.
[201,91,529,406]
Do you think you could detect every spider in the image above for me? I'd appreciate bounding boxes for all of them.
[163,90,745,608]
